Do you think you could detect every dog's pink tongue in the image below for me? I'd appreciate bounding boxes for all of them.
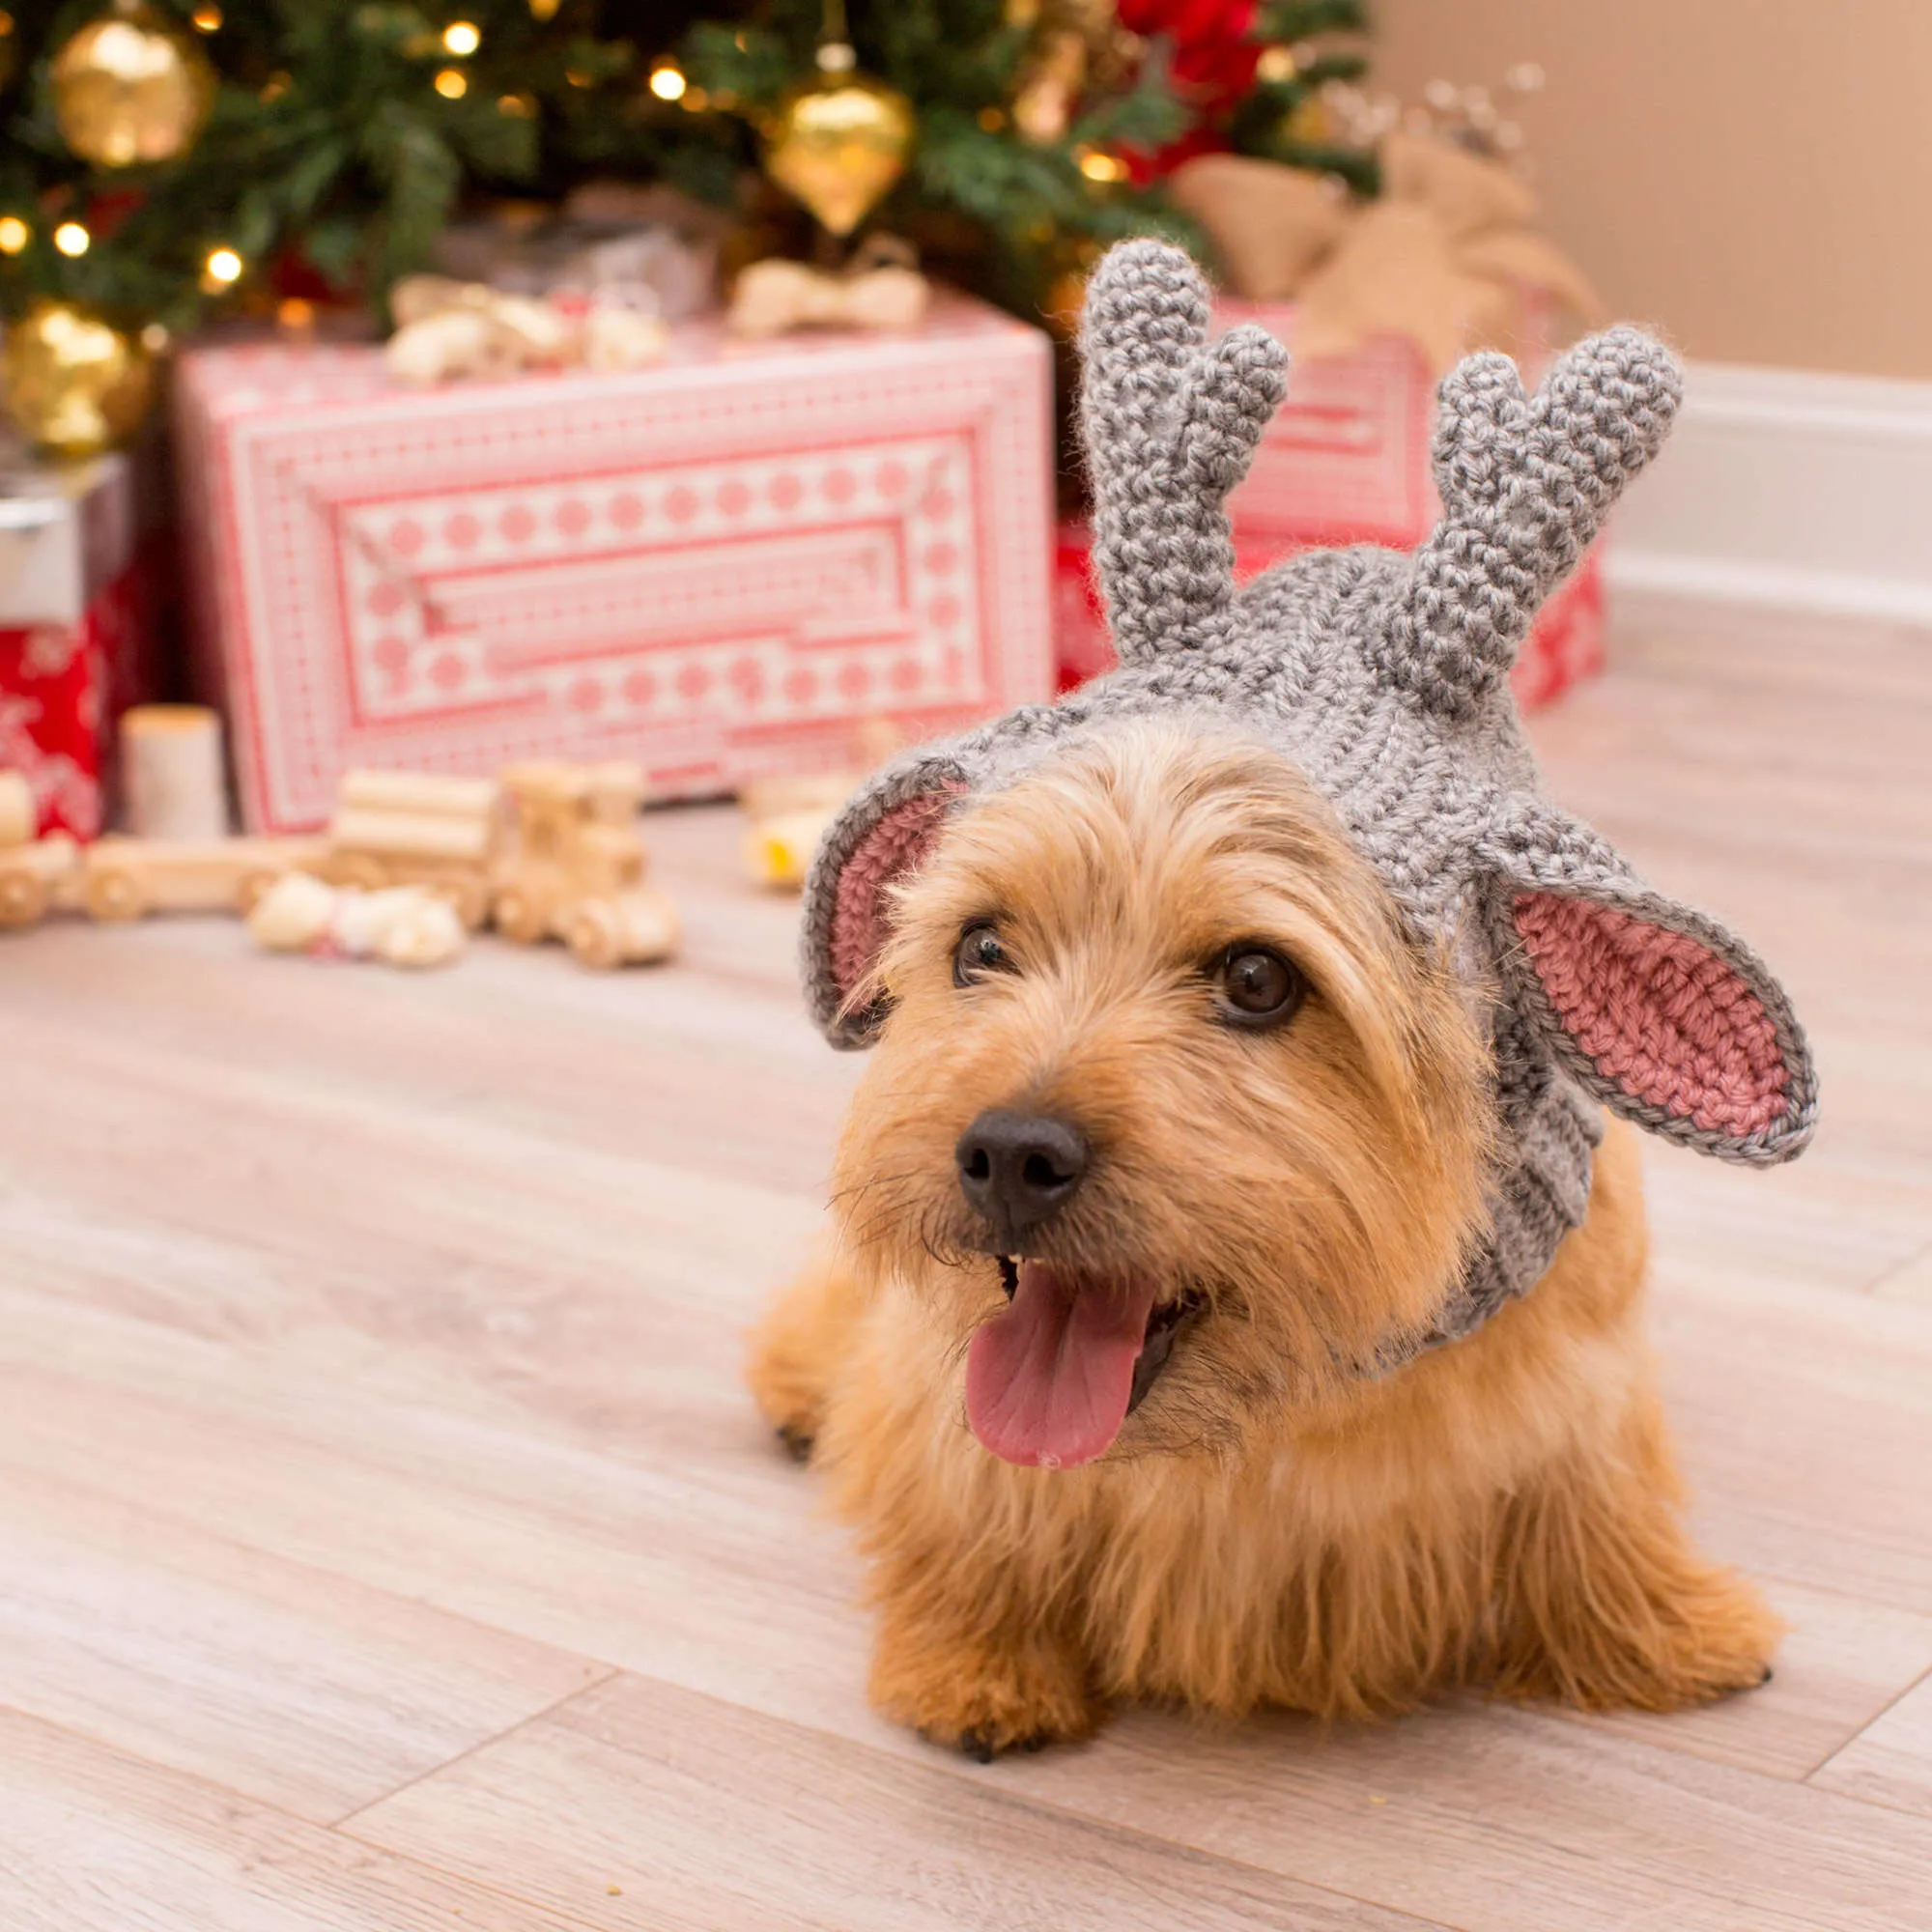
[965,1264,1157,1468]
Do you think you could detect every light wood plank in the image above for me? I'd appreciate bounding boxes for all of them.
[1811,1670,1932,1819]
[962,1698,1932,1932]
[1648,1255,1932,1615]
[0,1464,608,1822]
[0,1710,594,1932]
[1870,1241,1932,1308]
[349,1672,1449,1932]
[0,595,1928,1929]
[0,1291,878,1731]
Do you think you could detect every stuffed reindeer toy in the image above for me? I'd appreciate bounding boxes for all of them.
[750,241,1817,1756]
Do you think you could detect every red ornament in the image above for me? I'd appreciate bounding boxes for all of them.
[1115,0,1263,181]
[1118,0,1262,112]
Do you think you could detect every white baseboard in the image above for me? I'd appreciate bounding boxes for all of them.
[1605,360,1932,629]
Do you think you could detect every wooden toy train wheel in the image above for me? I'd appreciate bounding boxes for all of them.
[0,870,47,928]
[440,875,490,930]
[84,867,144,922]
[493,884,547,945]
[330,855,387,893]
[564,902,623,970]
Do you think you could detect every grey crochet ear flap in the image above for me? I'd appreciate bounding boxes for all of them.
[1479,803,1818,1165]
[802,752,972,1048]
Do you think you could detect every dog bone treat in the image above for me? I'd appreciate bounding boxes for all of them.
[247,871,467,968]
[802,240,1816,1360]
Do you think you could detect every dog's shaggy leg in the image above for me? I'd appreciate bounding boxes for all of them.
[745,1239,867,1461]
[1485,1387,1781,1712]
[868,1584,1103,1759]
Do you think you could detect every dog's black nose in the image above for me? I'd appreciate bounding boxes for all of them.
[955,1109,1090,1241]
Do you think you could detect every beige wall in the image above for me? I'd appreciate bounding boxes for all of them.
[1372,0,1932,380]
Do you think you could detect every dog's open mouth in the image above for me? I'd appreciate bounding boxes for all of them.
[966,1258,1202,1470]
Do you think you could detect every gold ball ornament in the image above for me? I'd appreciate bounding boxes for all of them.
[52,0,216,170]
[1282,92,1332,149]
[763,51,915,239]
[1,298,156,459]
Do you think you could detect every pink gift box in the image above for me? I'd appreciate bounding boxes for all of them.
[1057,300,1605,708]
[176,296,1057,833]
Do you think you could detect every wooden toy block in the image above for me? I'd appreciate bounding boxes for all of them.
[321,768,504,927]
[492,760,672,969]
[81,836,329,922]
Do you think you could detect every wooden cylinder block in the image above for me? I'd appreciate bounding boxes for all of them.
[122,705,229,841]
[327,806,495,864]
[337,769,499,819]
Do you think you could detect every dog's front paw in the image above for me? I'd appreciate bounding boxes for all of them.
[870,1616,1102,1759]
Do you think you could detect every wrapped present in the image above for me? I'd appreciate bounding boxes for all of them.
[0,445,163,838]
[176,295,1056,833]
[1055,291,1607,710]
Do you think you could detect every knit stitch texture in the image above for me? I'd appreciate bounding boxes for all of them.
[800,241,1818,1354]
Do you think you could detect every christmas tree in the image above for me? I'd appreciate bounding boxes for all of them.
[0,1,636,334]
[0,1,1376,454]
[648,0,1374,320]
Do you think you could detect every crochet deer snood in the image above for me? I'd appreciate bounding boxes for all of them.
[801,240,1816,1360]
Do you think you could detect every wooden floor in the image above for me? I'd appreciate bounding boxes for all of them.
[4,596,1931,1932]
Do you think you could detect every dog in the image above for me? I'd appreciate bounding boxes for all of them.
[748,243,1815,1756]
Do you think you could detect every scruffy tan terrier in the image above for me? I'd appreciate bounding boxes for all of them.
[749,244,1817,1757]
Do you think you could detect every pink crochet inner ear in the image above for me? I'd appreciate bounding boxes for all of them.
[830,787,958,1001]
[1514,893,1790,1138]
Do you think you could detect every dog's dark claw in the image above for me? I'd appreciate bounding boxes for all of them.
[775,1423,814,1463]
[958,1729,997,1764]
[1758,1664,1775,1686]
[1020,1732,1049,1752]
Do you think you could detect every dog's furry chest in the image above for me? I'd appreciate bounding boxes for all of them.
[828,1219,1647,1717]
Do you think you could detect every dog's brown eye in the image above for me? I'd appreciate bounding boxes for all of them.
[954,922,1012,987]
[1216,946,1304,1027]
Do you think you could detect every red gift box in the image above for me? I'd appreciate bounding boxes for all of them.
[176,297,1057,833]
[0,449,162,838]
[1056,302,1605,707]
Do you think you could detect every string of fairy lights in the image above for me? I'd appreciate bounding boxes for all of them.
[0,2,556,455]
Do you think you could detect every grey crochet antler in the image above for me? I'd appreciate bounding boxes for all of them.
[800,240,1815,1363]
[1079,238,1287,665]
[1383,329,1682,716]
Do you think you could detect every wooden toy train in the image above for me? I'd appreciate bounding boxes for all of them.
[0,760,677,969]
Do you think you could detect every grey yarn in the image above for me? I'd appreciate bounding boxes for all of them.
[801,241,1817,1355]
